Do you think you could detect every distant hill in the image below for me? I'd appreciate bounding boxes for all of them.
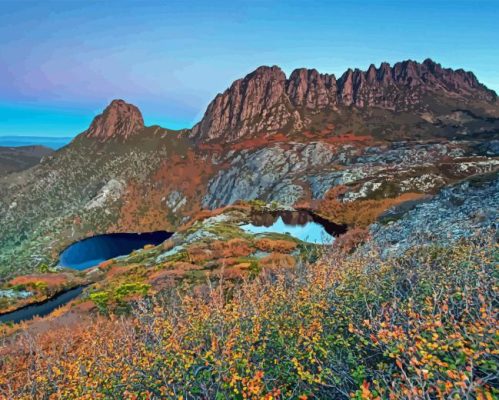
[0,136,72,149]
[0,145,54,177]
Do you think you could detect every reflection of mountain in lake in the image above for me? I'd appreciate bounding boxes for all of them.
[0,286,84,324]
[242,211,346,244]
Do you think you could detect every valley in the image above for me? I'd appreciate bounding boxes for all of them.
[0,145,53,177]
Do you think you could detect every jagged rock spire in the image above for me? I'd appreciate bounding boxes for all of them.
[85,99,144,141]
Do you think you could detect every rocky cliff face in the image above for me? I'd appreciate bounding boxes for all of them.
[85,99,145,141]
[191,59,497,142]
[190,66,292,142]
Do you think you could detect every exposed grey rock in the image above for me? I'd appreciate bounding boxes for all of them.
[268,180,305,204]
[0,289,32,299]
[368,173,499,257]
[202,142,337,208]
[84,179,125,210]
[307,172,344,198]
[165,190,187,213]
[203,140,499,209]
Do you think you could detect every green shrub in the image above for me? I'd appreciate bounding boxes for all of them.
[89,291,109,313]
[114,282,150,301]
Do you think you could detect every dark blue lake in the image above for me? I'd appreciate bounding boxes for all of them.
[59,231,172,270]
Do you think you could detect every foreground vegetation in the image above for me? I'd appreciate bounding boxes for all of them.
[0,235,497,399]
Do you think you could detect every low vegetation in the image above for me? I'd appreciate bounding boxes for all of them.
[0,235,496,399]
[318,186,426,227]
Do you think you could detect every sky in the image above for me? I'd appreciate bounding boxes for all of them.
[1,0,498,138]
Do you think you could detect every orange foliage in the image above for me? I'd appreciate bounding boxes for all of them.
[216,262,252,280]
[187,244,214,263]
[323,132,373,144]
[259,253,296,270]
[148,262,207,289]
[319,191,426,227]
[9,274,68,289]
[255,238,297,253]
[186,239,253,264]
[0,239,496,399]
[211,238,253,258]
[333,227,370,253]
[230,132,290,151]
[104,265,134,280]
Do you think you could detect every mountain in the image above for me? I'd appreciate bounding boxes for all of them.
[0,59,498,278]
[0,145,54,177]
[84,99,145,141]
[191,59,498,142]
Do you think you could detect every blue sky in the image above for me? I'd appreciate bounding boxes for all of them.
[1,0,498,137]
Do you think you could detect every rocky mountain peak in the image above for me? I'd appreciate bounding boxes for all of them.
[190,66,288,142]
[192,59,497,143]
[85,99,144,141]
[286,68,337,109]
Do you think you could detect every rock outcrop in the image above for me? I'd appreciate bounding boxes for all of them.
[368,173,499,257]
[191,59,497,142]
[85,99,145,141]
[190,66,292,142]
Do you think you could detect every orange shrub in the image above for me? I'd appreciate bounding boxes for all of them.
[211,238,253,258]
[333,227,370,253]
[255,238,297,253]
[187,244,213,263]
[216,263,252,280]
[9,274,68,289]
[319,191,425,227]
[0,237,495,399]
[259,253,296,270]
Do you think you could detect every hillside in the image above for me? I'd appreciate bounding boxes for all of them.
[1,231,497,398]
[0,145,53,177]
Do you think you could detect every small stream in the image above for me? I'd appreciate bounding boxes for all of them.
[0,286,85,324]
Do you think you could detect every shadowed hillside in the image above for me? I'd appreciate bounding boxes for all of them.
[0,146,53,177]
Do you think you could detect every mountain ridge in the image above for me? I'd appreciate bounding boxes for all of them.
[66,58,498,145]
[190,58,498,142]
